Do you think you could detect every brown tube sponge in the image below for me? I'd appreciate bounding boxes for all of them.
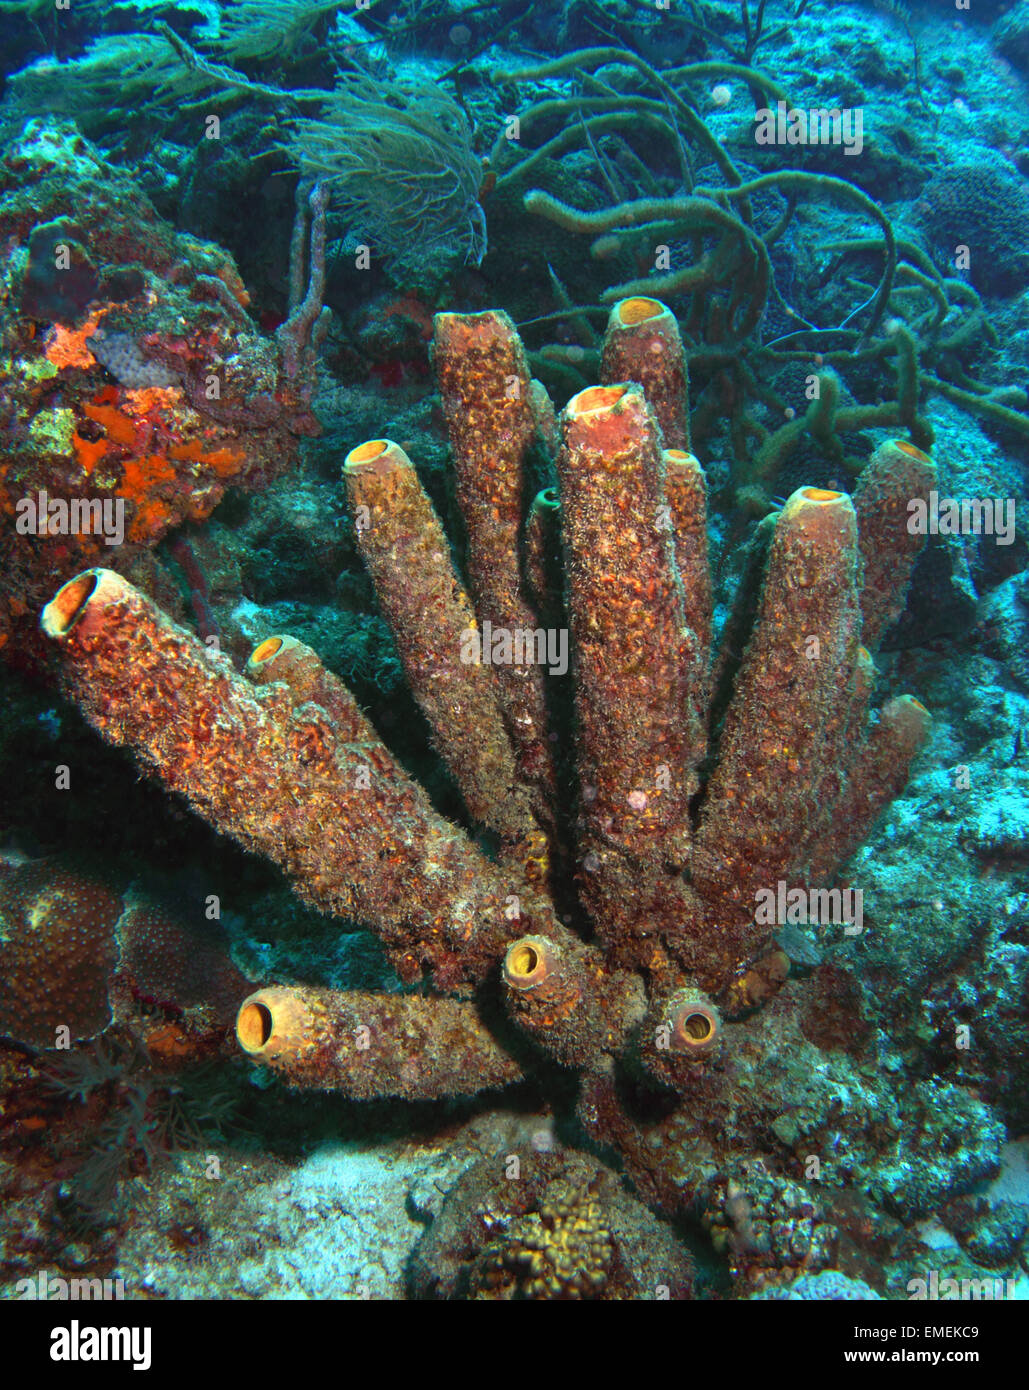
[343,437,536,847]
[693,488,864,924]
[638,985,722,1091]
[237,985,523,1097]
[794,643,877,873]
[247,633,372,742]
[853,439,937,650]
[502,934,645,1066]
[806,694,932,883]
[432,311,556,803]
[663,447,712,769]
[523,486,562,621]
[41,568,519,989]
[600,298,691,450]
[557,384,698,947]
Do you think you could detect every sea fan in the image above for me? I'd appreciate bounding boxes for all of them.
[210,0,345,63]
[287,74,487,275]
[0,34,218,133]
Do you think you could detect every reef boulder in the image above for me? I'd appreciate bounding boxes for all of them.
[0,120,321,665]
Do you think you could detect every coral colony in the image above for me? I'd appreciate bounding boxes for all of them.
[0,0,1027,1307]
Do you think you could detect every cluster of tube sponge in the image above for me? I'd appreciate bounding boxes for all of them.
[41,298,935,1104]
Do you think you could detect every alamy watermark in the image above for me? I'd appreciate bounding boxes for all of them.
[460,620,568,676]
[907,491,1015,545]
[15,491,125,547]
[754,100,863,156]
[50,1320,151,1371]
[754,879,863,934]
[17,1269,125,1299]
[907,1269,1017,1300]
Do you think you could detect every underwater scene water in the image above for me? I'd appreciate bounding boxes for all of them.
[0,0,1027,1317]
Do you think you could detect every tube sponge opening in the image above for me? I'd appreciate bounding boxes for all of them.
[343,439,410,475]
[570,383,633,415]
[504,936,554,990]
[615,297,666,325]
[40,569,101,639]
[237,999,273,1052]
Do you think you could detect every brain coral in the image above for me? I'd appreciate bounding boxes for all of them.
[915,163,1029,295]
[0,855,120,1047]
[410,1150,694,1300]
[753,1271,883,1300]
[0,854,250,1048]
[993,1,1029,76]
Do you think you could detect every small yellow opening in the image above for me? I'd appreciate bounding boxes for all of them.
[617,297,664,325]
[346,439,390,466]
[573,384,629,414]
[680,1010,713,1042]
[238,1001,273,1051]
[438,309,491,328]
[896,441,930,461]
[251,637,284,664]
[909,697,929,713]
[508,943,540,978]
[801,487,843,502]
[43,571,99,637]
